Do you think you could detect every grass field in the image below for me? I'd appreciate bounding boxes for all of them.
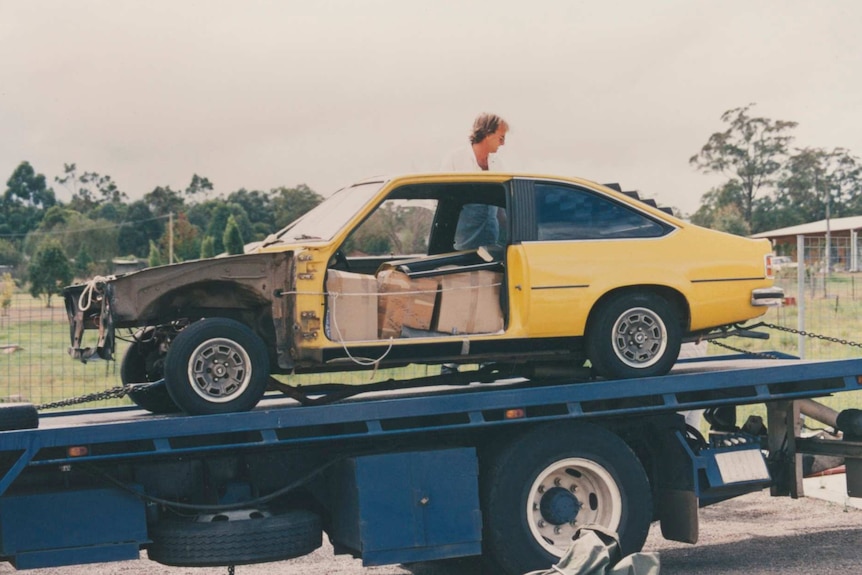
[2,272,861,420]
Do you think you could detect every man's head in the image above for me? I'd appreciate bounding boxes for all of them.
[470,113,509,152]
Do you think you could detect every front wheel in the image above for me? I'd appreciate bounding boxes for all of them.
[482,422,652,575]
[163,318,270,415]
[121,330,180,414]
[586,292,682,379]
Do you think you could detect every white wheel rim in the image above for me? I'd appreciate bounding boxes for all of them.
[187,337,253,403]
[526,457,623,558]
[611,306,668,369]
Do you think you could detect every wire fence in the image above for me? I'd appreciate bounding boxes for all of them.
[2,236,862,411]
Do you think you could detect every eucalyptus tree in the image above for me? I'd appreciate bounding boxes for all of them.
[690,104,796,226]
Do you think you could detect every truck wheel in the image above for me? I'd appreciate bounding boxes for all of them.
[0,403,38,431]
[164,318,270,415]
[482,421,652,574]
[121,333,180,414]
[586,292,681,379]
[148,509,322,566]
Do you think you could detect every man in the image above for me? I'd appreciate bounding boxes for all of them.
[441,112,509,172]
[441,113,510,250]
[439,114,509,376]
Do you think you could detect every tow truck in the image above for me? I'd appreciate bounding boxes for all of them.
[0,353,861,574]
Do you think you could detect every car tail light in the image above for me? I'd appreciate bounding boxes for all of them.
[765,254,775,279]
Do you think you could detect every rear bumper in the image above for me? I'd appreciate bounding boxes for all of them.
[751,287,785,307]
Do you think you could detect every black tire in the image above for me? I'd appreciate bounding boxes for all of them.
[121,335,180,414]
[163,318,270,415]
[482,421,652,575]
[0,403,38,431]
[148,509,322,567]
[586,291,682,379]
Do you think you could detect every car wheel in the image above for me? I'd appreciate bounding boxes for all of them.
[587,292,681,379]
[163,318,270,415]
[148,508,322,567]
[121,330,180,414]
[482,421,652,574]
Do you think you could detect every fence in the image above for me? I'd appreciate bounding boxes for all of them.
[2,237,862,410]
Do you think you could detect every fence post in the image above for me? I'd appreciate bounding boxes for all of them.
[797,234,805,359]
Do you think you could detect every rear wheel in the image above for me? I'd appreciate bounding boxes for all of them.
[164,318,270,415]
[482,421,652,574]
[586,292,682,379]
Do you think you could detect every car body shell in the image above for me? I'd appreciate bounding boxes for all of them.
[64,172,780,380]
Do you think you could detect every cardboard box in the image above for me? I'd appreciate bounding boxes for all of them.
[377,269,438,339]
[326,270,378,342]
[435,271,503,335]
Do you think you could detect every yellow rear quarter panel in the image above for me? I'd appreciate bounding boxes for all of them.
[512,225,773,337]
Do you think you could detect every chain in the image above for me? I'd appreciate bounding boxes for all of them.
[712,321,862,360]
[758,321,862,349]
[35,383,154,411]
[710,340,781,359]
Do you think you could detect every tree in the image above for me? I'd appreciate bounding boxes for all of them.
[118,201,164,258]
[144,185,185,217]
[223,215,245,255]
[148,240,162,267]
[161,212,200,262]
[200,236,216,259]
[227,188,275,232]
[691,181,744,225]
[25,208,119,272]
[2,161,56,239]
[184,174,214,201]
[1,272,13,316]
[55,163,127,214]
[765,148,862,230]
[271,185,323,229]
[4,161,55,209]
[0,238,21,268]
[28,241,72,307]
[74,245,93,278]
[206,204,232,254]
[690,104,796,226]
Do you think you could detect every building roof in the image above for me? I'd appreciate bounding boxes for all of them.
[752,215,862,239]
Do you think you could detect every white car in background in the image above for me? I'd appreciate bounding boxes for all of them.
[772,256,797,271]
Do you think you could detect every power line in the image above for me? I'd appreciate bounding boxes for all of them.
[0,214,172,239]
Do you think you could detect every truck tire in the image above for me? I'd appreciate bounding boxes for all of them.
[0,403,38,431]
[164,318,270,415]
[121,335,180,414]
[586,291,681,379]
[482,421,652,575]
[148,509,322,566]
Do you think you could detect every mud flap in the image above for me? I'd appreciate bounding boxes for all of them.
[658,489,698,544]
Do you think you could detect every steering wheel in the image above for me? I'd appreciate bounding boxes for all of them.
[331,249,350,271]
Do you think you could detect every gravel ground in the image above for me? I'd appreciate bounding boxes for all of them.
[2,489,860,575]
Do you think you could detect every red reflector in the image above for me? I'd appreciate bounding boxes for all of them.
[504,408,526,420]
[67,446,89,457]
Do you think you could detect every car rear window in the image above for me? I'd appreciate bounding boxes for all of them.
[534,183,670,241]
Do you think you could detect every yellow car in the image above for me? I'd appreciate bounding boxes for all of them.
[64,173,782,415]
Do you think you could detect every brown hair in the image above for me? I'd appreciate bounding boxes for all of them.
[470,113,508,144]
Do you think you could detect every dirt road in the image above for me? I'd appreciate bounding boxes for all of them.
[1,488,859,575]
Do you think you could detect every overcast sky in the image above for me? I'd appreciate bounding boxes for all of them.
[2,0,861,216]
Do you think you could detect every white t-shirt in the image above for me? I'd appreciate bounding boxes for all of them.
[440,144,504,172]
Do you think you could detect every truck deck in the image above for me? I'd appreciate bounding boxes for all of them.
[5,355,861,488]
[1,354,861,572]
